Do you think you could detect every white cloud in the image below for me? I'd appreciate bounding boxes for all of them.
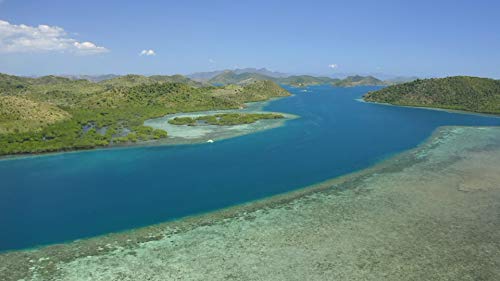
[0,20,109,54]
[208,58,216,64]
[73,41,107,54]
[140,49,156,56]
[328,64,338,69]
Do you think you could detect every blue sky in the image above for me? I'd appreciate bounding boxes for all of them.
[0,0,499,78]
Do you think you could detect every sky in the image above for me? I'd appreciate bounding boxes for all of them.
[0,0,499,78]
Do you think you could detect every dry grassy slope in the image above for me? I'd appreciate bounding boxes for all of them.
[0,95,70,133]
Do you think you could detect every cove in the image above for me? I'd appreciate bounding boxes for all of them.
[1,85,499,252]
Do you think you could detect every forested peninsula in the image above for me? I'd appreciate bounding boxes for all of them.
[363,76,500,114]
[0,73,290,156]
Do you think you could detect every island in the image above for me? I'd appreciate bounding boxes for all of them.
[363,76,500,114]
[0,73,290,156]
[168,113,284,126]
[195,69,417,87]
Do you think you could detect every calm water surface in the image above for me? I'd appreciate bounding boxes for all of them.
[1,85,499,251]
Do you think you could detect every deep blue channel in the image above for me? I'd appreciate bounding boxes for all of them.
[1,85,499,251]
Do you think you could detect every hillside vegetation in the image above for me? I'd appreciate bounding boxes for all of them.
[333,75,385,87]
[206,71,390,87]
[363,76,500,114]
[99,74,206,88]
[169,113,284,126]
[0,96,70,134]
[208,71,272,85]
[277,75,339,87]
[189,68,288,82]
[0,73,290,155]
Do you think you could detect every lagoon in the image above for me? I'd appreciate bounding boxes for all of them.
[1,85,499,251]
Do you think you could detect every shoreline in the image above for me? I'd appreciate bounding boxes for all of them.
[0,98,296,162]
[3,92,497,161]
[3,124,499,280]
[358,98,500,118]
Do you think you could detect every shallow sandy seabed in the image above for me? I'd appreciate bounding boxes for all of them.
[1,126,500,281]
[144,100,297,144]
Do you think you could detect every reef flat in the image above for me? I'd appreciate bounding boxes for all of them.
[1,126,500,281]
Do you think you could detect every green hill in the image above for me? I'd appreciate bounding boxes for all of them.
[62,74,121,82]
[98,74,204,88]
[208,71,340,87]
[384,76,419,85]
[98,74,156,87]
[206,71,387,87]
[189,68,288,82]
[276,75,339,87]
[32,75,76,85]
[333,75,385,87]
[149,74,205,87]
[0,96,70,134]
[0,73,34,94]
[0,73,290,155]
[208,71,273,85]
[363,76,500,114]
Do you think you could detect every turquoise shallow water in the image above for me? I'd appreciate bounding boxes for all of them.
[1,85,499,251]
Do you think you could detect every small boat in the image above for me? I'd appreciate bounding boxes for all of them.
[206,139,214,143]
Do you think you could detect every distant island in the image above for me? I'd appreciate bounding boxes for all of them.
[168,113,284,126]
[0,73,290,156]
[55,68,417,88]
[203,70,406,87]
[363,76,500,114]
[186,67,418,87]
[187,67,289,82]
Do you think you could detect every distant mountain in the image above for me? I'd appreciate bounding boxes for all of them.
[333,75,385,87]
[61,74,207,87]
[205,71,389,87]
[61,74,121,82]
[276,75,339,87]
[97,74,205,88]
[49,70,417,91]
[188,68,288,82]
[32,75,75,85]
[98,75,155,87]
[51,71,419,87]
[363,76,500,114]
[208,71,274,85]
[148,74,207,87]
[384,76,419,85]
[232,68,289,78]
[187,70,225,82]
